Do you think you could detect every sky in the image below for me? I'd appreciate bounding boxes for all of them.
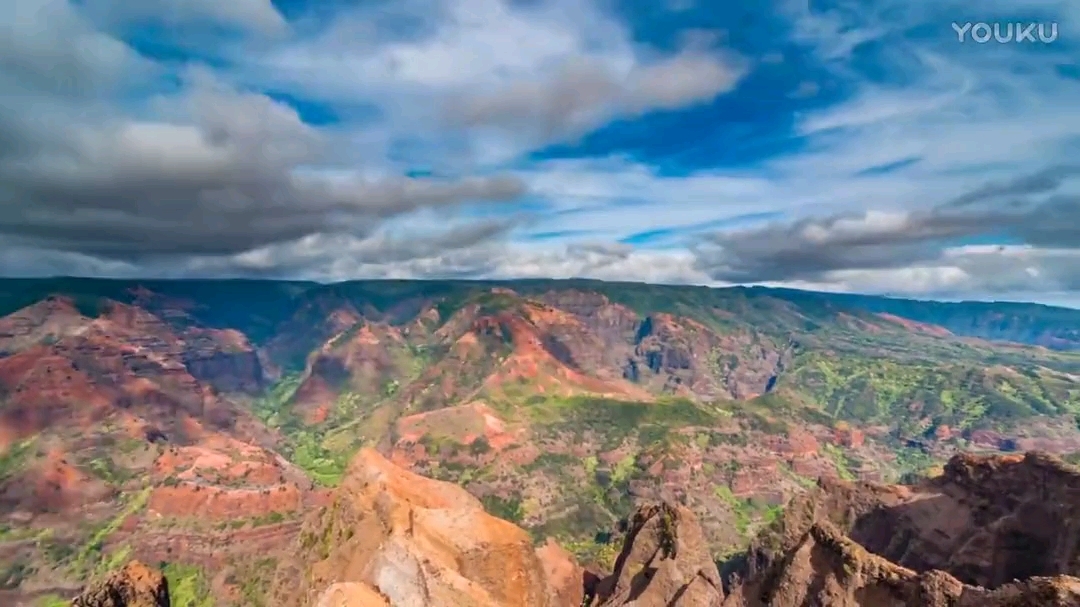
[1,0,1079,306]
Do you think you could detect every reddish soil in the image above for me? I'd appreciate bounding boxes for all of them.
[875,312,953,337]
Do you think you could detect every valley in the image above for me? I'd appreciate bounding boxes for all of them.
[2,278,1080,605]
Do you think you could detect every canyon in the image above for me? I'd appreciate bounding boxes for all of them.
[2,278,1080,606]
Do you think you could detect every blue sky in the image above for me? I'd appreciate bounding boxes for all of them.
[1,0,1079,305]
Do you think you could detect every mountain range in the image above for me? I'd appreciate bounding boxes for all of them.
[3,277,1080,606]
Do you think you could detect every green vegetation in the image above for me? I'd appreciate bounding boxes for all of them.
[251,375,348,485]
[290,432,348,486]
[2,276,1078,353]
[94,544,133,577]
[1,557,35,591]
[161,562,215,607]
[714,485,753,534]
[526,395,717,446]
[0,437,37,482]
[893,447,943,484]
[230,556,278,607]
[821,443,857,481]
[7,277,1080,602]
[433,289,522,321]
[479,494,524,523]
[778,352,1080,435]
[251,374,304,431]
[558,534,622,570]
[83,454,133,485]
[71,487,152,577]
[713,485,780,537]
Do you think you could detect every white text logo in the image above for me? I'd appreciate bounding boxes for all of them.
[952,22,1058,43]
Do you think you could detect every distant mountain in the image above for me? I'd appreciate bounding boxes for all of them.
[755,287,1080,350]
[2,278,1080,605]
[3,278,1079,351]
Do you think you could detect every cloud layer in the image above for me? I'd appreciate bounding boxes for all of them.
[0,0,1079,305]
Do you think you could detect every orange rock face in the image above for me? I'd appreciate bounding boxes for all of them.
[315,583,391,606]
[536,539,586,607]
[71,560,170,607]
[832,425,865,449]
[276,448,572,607]
[148,483,302,520]
[594,503,724,607]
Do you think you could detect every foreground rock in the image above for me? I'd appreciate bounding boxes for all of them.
[273,448,571,607]
[722,451,1080,606]
[71,561,170,607]
[592,503,724,606]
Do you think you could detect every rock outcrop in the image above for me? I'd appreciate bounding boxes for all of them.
[592,502,724,607]
[273,448,570,607]
[71,560,170,607]
[722,451,1080,607]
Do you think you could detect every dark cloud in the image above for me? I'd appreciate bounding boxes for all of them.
[692,165,1080,291]
[946,165,1080,207]
[0,219,517,281]
[0,69,526,262]
[0,2,527,273]
[190,219,517,278]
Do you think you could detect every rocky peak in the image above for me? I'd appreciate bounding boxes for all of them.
[592,502,724,607]
[723,519,1080,607]
[71,560,170,607]
[721,451,1080,607]
[274,448,568,607]
[938,450,1080,498]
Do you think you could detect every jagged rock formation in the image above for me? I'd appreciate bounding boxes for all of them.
[722,452,1080,606]
[272,448,573,607]
[592,502,724,607]
[70,560,170,607]
[537,539,587,607]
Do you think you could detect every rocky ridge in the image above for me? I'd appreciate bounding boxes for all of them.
[60,450,1080,607]
[591,502,724,607]
[280,450,1080,607]
[271,448,569,607]
[722,451,1080,607]
[70,560,170,607]
[271,446,729,607]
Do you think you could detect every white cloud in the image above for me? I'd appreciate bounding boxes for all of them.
[248,0,743,163]
[1,0,1079,306]
[81,0,288,34]
[0,0,157,95]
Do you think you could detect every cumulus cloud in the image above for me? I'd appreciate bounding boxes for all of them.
[252,0,743,160]
[0,0,156,95]
[0,229,712,286]
[0,63,524,262]
[692,166,1080,294]
[447,50,744,142]
[182,219,520,277]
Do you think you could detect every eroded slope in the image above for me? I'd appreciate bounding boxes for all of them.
[724,452,1080,606]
